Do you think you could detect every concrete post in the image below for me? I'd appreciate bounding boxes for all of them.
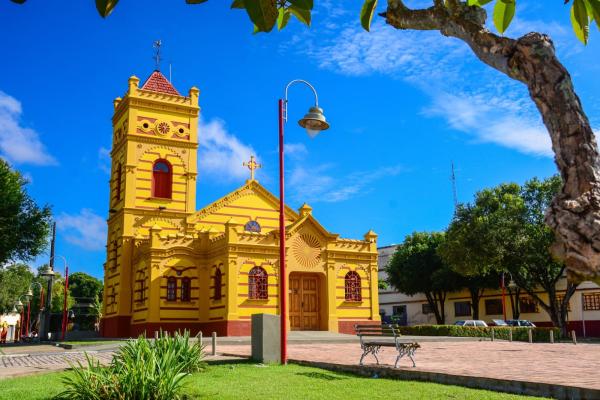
[211,332,217,355]
[197,331,203,347]
[491,328,495,341]
[154,331,159,340]
[528,329,533,343]
[572,330,577,345]
[509,329,513,342]
[550,330,554,344]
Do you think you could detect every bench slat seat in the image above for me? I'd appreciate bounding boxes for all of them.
[355,324,420,368]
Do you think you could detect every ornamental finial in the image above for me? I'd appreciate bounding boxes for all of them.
[243,155,262,181]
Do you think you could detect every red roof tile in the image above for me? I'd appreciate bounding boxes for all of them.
[140,70,181,96]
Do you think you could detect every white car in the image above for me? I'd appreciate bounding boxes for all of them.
[454,320,488,327]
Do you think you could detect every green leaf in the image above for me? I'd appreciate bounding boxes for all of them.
[571,0,590,44]
[244,0,278,33]
[231,0,245,8]
[96,0,119,17]
[360,0,378,32]
[289,0,313,10]
[277,8,292,30]
[493,0,516,34]
[467,0,493,6]
[185,0,209,3]
[586,0,600,29]
[288,4,311,26]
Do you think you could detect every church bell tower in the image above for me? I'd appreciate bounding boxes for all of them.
[101,68,200,336]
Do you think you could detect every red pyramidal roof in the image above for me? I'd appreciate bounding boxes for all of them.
[140,70,181,96]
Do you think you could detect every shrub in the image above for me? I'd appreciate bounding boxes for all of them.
[55,330,204,400]
[393,324,560,342]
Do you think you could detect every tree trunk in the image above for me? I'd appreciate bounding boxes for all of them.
[468,287,483,319]
[528,281,578,337]
[508,287,521,320]
[384,0,600,283]
[425,292,444,324]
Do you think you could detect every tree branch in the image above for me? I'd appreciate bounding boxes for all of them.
[384,0,600,283]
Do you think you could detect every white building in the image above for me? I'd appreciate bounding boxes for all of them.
[378,245,600,337]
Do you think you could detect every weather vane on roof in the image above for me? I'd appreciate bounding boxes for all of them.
[153,40,162,71]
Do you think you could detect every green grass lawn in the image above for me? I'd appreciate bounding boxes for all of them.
[0,362,546,400]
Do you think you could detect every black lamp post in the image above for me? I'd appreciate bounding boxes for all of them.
[39,264,55,341]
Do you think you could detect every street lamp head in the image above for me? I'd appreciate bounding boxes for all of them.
[508,279,517,289]
[25,288,33,298]
[40,265,55,281]
[15,300,23,308]
[11,305,17,313]
[298,106,329,138]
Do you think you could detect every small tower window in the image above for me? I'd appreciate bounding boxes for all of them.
[180,277,191,302]
[248,267,268,300]
[152,159,172,199]
[166,277,177,301]
[115,163,122,202]
[344,271,362,301]
[214,267,222,301]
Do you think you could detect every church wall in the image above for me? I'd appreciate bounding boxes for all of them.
[237,260,280,321]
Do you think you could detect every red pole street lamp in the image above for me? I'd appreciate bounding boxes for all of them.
[278,80,329,364]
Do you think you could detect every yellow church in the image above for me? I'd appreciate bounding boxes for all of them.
[101,70,380,337]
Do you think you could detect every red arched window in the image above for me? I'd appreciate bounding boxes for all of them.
[345,271,362,301]
[214,268,223,301]
[180,277,191,302]
[248,267,268,300]
[152,159,172,199]
[166,277,177,301]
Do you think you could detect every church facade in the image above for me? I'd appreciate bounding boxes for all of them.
[101,71,380,337]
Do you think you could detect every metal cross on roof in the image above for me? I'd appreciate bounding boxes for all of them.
[243,155,262,181]
[153,40,162,70]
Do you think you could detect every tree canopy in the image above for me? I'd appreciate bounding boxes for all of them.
[0,263,34,313]
[68,272,103,303]
[386,232,462,324]
[0,159,52,265]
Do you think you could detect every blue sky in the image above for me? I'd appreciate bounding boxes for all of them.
[0,1,598,279]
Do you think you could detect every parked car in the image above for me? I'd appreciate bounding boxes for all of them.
[454,320,488,327]
[506,320,536,327]
[489,319,509,326]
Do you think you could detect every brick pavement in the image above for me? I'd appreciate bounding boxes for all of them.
[218,341,600,391]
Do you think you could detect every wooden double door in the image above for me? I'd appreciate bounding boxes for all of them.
[289,274,320,330]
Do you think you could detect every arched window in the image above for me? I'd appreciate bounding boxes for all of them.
[345,271,362,301]
[248,267,268,300]
[115,163,122,202]
[180,278,191,302]
[152,159,172,199]
[166,277,177,301]
[214,268,222,301]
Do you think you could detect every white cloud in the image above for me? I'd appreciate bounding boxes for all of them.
[284,142,308,158]
[426,92,552,157]
[295,18,557,158]
[0,91,56,165]
[198,118,258,182]
[289,164,404,203]
[98,147,111,174]
[56,209,106,251]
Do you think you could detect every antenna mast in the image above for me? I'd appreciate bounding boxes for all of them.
[451,161,458,209]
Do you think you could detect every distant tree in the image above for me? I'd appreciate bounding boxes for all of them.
[442,176,576,334]
[386,232,462,324]
[0,159,52,265]
[68,272,103,303]
[50,271,75,314]
[0,263,34,313]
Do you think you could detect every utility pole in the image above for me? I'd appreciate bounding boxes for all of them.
[451,161,458,209]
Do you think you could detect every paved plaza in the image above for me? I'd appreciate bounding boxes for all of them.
[1,336,599,396]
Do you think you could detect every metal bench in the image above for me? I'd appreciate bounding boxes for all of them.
[355,324,420,368]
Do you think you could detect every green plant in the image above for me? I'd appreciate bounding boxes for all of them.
[55,330,204,400]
